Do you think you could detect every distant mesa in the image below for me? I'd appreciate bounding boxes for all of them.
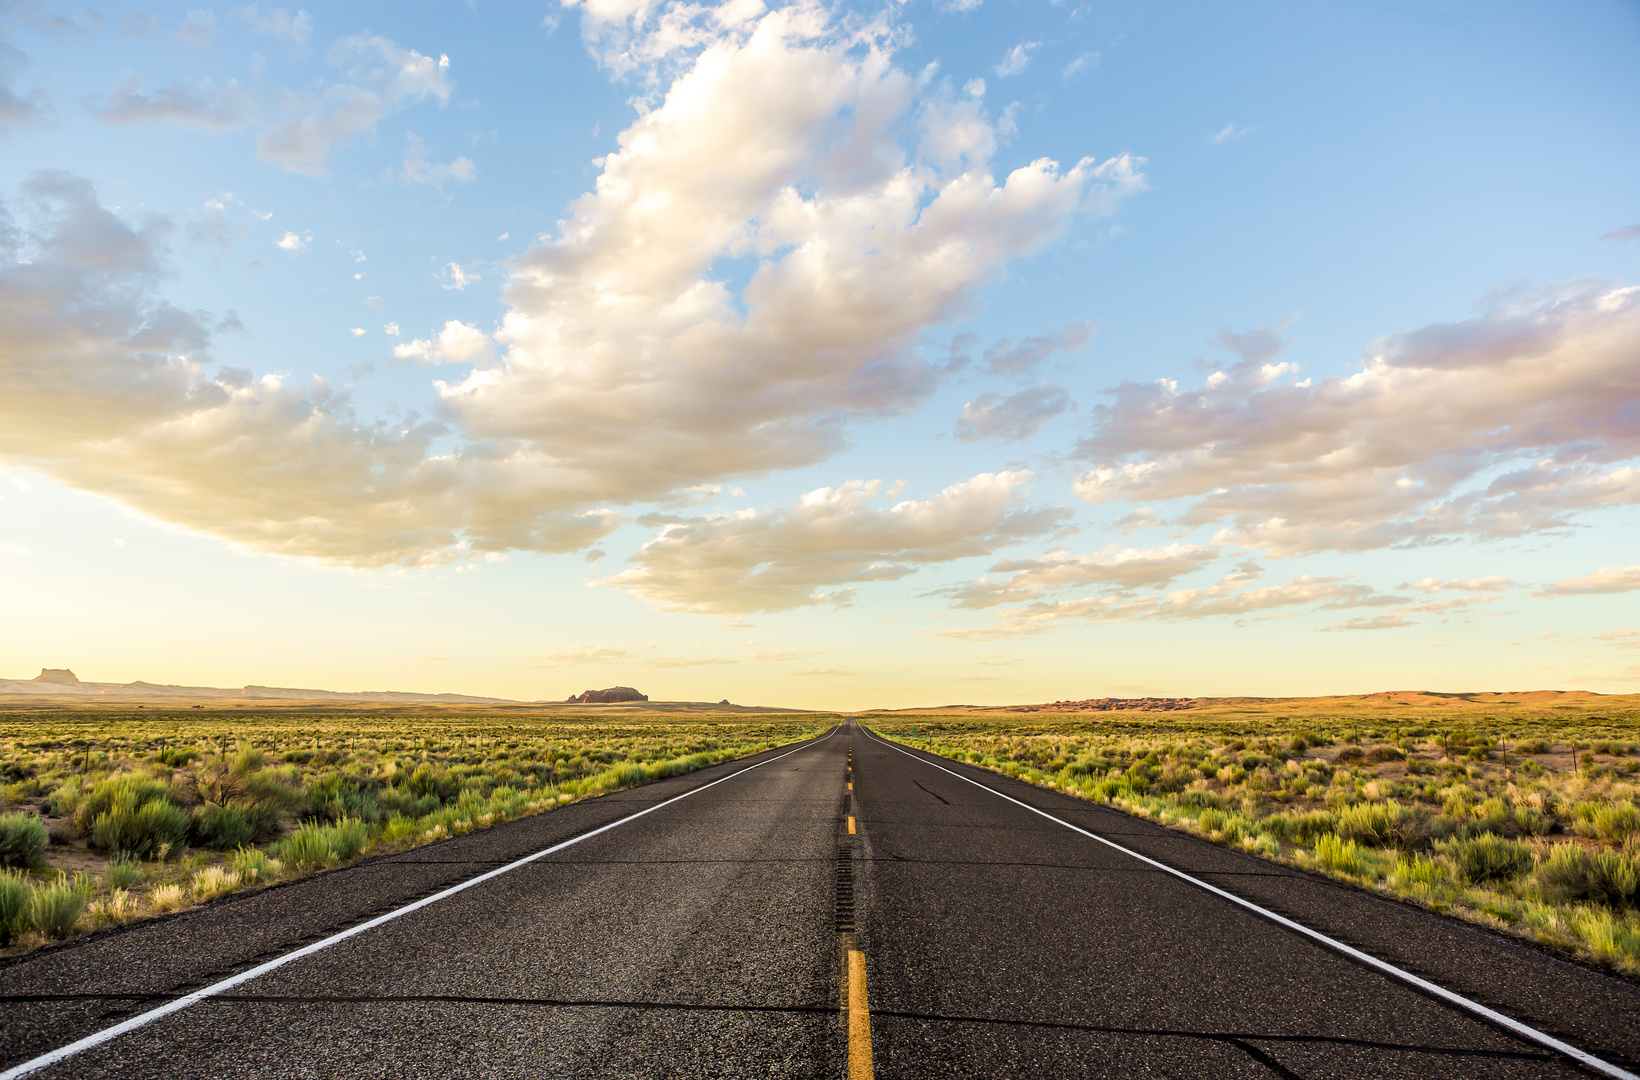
[1016,697,1198,713]
[1,667,512,704]
[719,699,731,706]
[567,686,649,704]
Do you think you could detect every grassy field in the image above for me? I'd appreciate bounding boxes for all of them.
[0,702,835,954]
[864,691,1640,975]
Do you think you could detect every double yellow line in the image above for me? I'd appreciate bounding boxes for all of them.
[845,736,873,1079]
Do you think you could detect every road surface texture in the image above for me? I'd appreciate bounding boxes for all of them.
[0,720,1635,1078]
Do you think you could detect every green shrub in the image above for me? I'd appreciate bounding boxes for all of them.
[153,746,199,768]
[73,774,172,835]
[1264,809,1337,843]
[307,773,382,825]
[0,868,31,945]
[1440,833,1531,883]
[104,857,141,890]
[91,796,190,860]
[192,805,254,850]
[1588,851,1640,907]
[1537,844,1640,908]
[1177,789,1227,811]
[1513,738,1552,755]
[1513,807,1553,836]
[0,811,47,869]
[1335,801,1415,847]
[1575,802,1640,845]
[30,874,91,939]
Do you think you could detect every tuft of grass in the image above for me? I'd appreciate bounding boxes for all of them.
[29,873,92,939]
[0,811,47,870]
[148,883,186,913]
[277,817,370,872]
[1314,833,1367,876]
[0,868,32,945]
[191,865,242,900]
[89,888,138,926]
[230,846,278,883]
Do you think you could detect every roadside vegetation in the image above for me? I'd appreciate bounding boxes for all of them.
[0,707,832,955]
[866,695,1640,975]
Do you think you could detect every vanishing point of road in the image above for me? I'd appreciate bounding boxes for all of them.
[3,720,1638,1078]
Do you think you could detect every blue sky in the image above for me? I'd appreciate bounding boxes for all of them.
[1,0,1637,706]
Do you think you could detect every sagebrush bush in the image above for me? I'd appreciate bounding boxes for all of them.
[191,804,254,850]
[0,811,47,869]
[1576,802,1640,845]
[104,857,141,890]
[92,795,190,861]
[1438,833,1532,884]
[1335,801,1415,847]
[72,774,171,835]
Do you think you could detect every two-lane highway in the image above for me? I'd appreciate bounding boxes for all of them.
[1,728,850,1079]
[851,723,1640,1078]
[2,719,1638,1078]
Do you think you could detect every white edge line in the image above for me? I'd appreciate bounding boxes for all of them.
[857,724,1638,1080]
[0,727,841,1080]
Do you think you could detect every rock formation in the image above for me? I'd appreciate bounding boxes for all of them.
[567,686,649,704]
[1013,697,1197,713]
[33,668,82,685]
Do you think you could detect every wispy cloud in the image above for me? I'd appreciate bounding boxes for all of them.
[995,41,1039,78]
[238,5,313,46]
[1534,565,1640,597]
[1207,122,1255,144]
[1063,51,1099,79]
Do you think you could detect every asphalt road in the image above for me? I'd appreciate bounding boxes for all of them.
[2,719,1637,1078]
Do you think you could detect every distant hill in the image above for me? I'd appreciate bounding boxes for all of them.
[0,668,514,704]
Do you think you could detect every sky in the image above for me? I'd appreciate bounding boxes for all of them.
[0,0,1637,709]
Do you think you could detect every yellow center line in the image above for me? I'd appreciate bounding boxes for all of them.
[847,949,874,1079]
[847,815,856,834]
[848,781,853,790]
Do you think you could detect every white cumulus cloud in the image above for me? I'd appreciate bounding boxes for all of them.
[0,4,1139,569]
[393,321,494,365]
[607,471,1067,614]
